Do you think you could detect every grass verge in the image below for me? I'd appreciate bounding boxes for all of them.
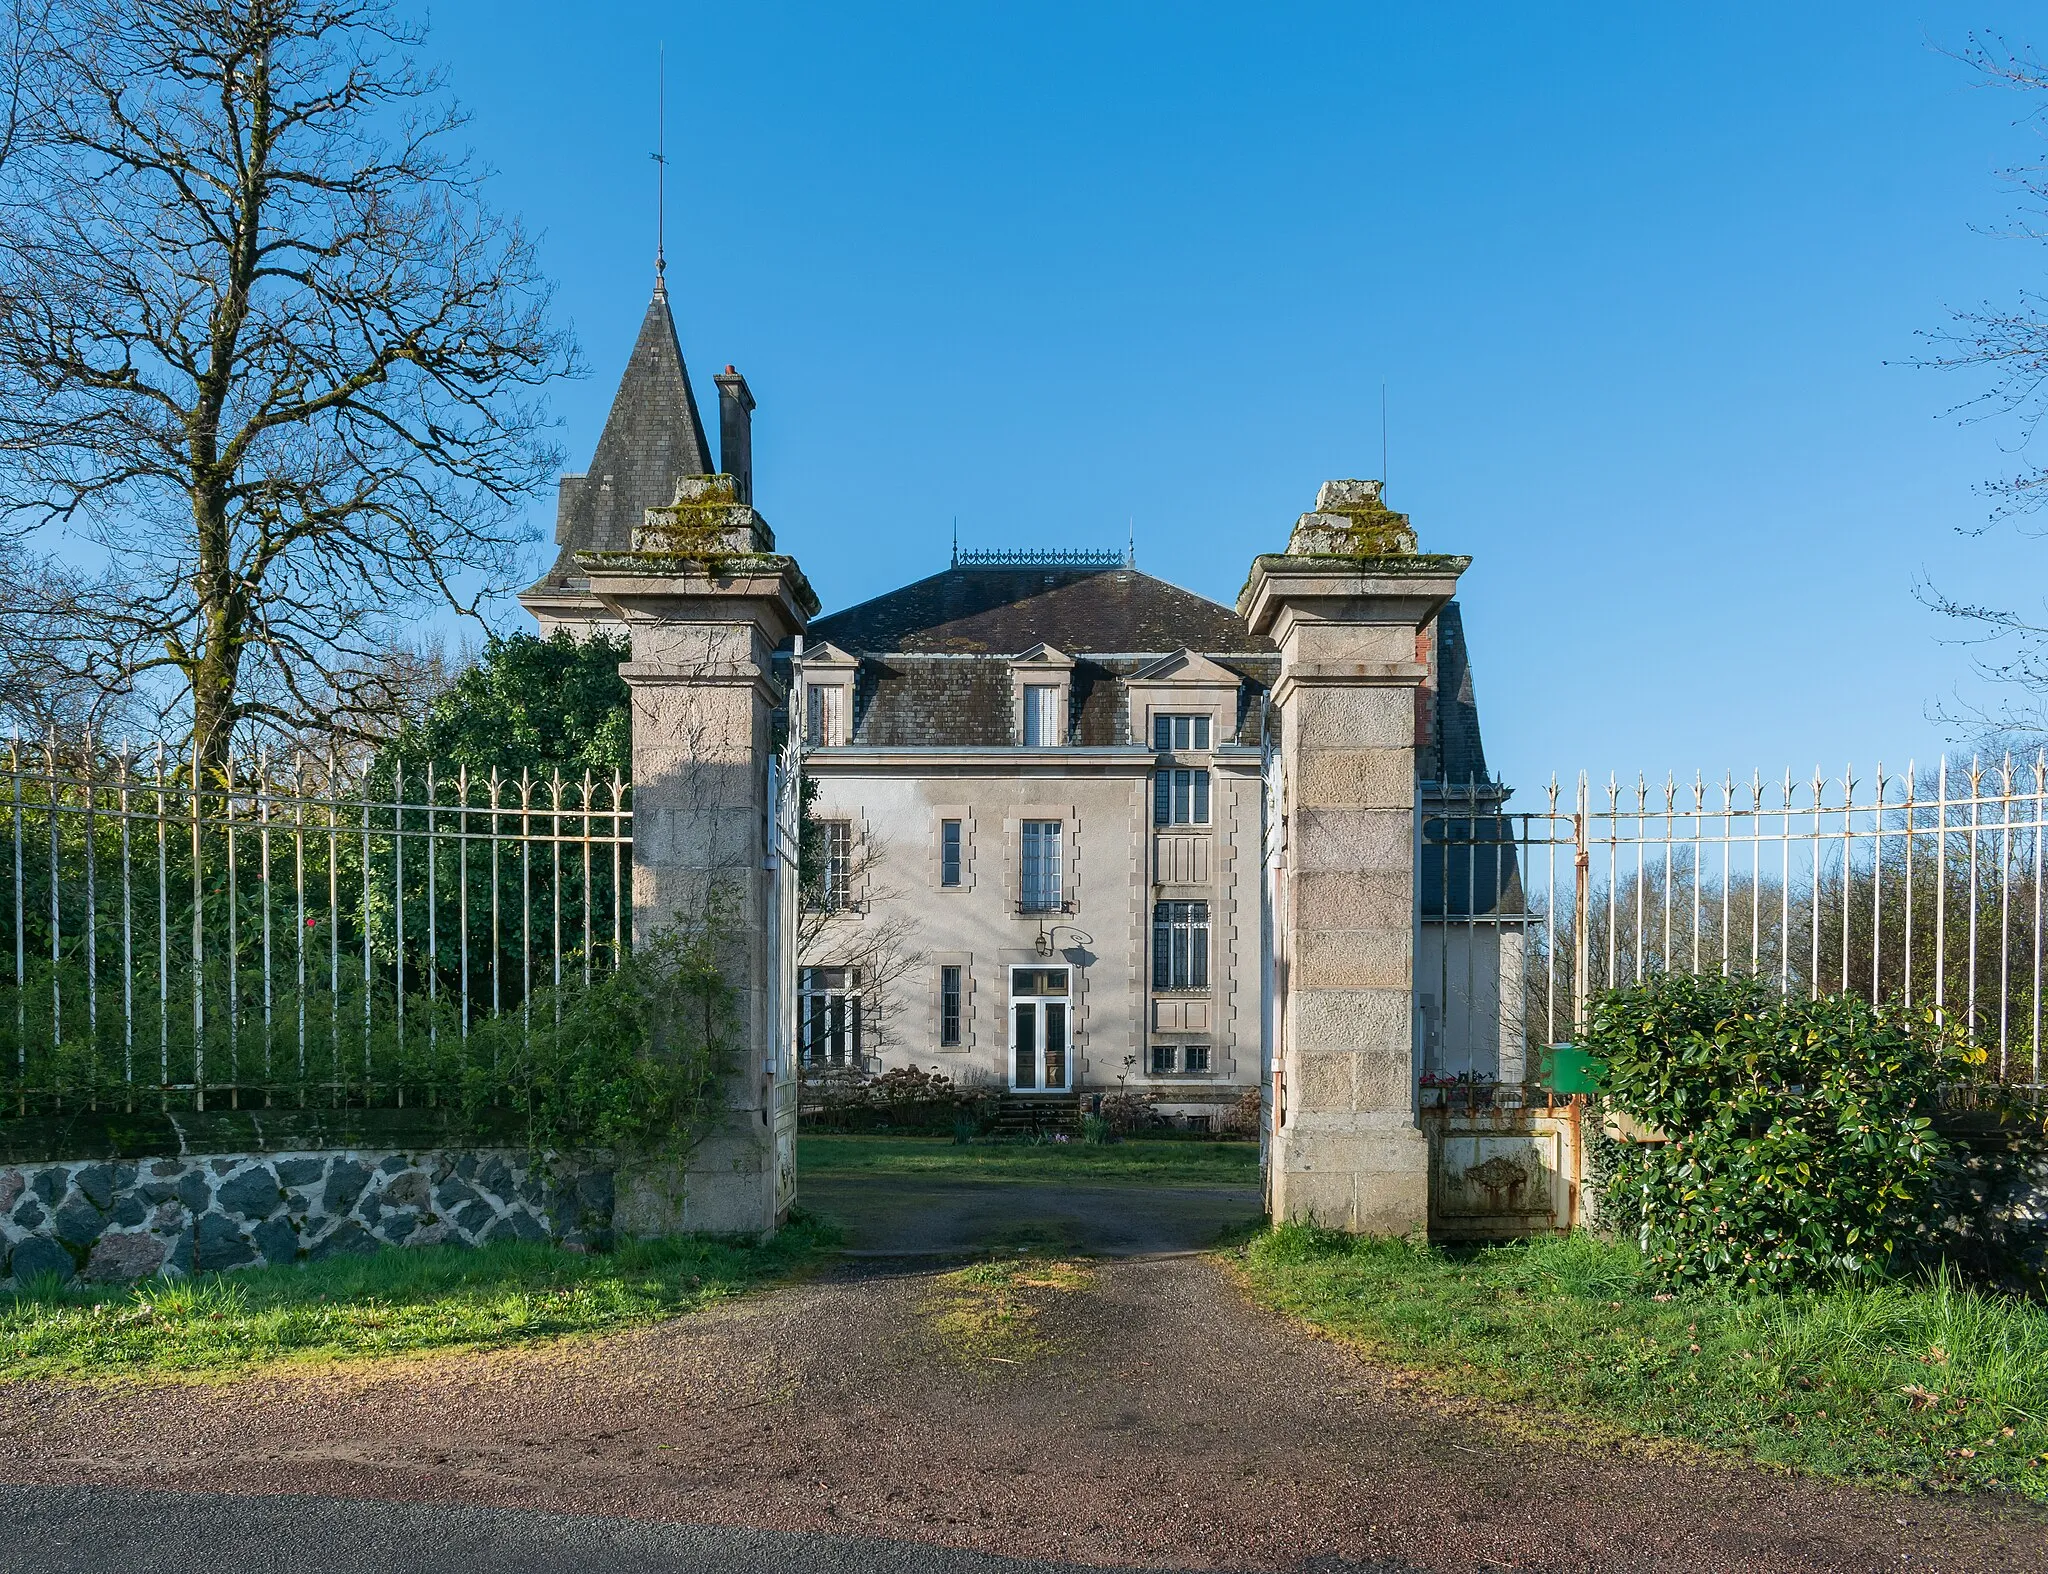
[0,1212,838,1383]
[799,1133,1259,1186]
[1232,1223,2048,1499]
[924,1255,1093,1365]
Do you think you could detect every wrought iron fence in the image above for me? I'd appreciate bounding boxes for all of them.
[1421,758,2048,1088]
[1,739,631,1113]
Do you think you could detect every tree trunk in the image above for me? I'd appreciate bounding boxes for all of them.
[188,482,241,778]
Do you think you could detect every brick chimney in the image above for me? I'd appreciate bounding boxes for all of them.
[715,365,755,505]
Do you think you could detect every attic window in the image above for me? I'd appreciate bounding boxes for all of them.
[806,684,847,747]
[1153,714,1212,752]
[1022,684,1063,747]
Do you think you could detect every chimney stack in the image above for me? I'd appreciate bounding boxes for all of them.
[715,365,755,505]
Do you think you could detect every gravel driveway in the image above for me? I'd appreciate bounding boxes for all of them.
[0,1182,2044,1572]
[802,1174,1264,1256]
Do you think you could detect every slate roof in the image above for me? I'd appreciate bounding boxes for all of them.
[808,565,1275,658]
[846,653,1279,748]
[1429,602,1489,787]
[804,562,1495,764]
[532,279,715,588]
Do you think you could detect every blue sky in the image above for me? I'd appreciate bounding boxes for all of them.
[422,2,2048,797]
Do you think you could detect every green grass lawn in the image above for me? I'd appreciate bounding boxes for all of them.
[0,1213,837,1383]
[1233,1223,2048,1499]
[798,1132,1261,1185]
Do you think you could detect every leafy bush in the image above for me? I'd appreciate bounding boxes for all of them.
[462,910,740,1168]
[1586,972,1978,1289]
[379,629,632,783]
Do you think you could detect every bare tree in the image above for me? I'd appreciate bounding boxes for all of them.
[1916,34,2048,734]
[798,816,926,1071]
[0,0,574,769]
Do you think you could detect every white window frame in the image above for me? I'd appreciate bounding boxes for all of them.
[805,683,849,747]
[820,819,853,911]
[1008,963,1073,1091]
[798,966,864,1069]
[1022,684,1063,747]
[1020,820,1064,913]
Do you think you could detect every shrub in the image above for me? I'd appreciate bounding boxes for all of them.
[798,1064,994,1134]
[1218,1084,1263,1138]
[1098,1089,1158,1136]
[461,904,741,1169]
[1585,972,1978,1289]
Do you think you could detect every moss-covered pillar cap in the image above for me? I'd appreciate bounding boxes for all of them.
[1237,479,1468,642]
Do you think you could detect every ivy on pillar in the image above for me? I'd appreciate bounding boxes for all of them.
[581,474,818,1236]
[1239,481,1468,1235]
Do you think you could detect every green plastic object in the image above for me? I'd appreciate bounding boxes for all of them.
[1544,1043,1604,1095]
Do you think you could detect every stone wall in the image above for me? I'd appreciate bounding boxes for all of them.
[0,1145,614,1288]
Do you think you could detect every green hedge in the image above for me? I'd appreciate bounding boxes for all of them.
[1585,973,1979,1289]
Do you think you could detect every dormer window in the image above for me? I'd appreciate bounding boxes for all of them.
[1022,684,1063,747]
[805,683,847,747]
[1153,713,1212,752]
[797,642,859,747]
[1008,644,1075,748]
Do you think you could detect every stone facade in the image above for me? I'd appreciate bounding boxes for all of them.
[583,489,813,1237]
[0,1147,614,1287]
[800,747,1266,1118]
[514,269,1514,1230]
[1240,491,1471,1234]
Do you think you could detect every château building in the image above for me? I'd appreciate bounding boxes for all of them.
[521,279,1507,1123]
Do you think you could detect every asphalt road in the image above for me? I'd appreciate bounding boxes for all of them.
[0,1484,1422,1574]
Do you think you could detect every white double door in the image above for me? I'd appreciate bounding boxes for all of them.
[1008,964,1071,1091]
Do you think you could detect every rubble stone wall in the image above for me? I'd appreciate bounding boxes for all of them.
[0,1146,614,1287]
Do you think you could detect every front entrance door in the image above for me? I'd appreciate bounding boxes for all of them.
[1009,965,1071,1090]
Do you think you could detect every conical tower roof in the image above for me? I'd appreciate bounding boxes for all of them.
[535,277,715,584]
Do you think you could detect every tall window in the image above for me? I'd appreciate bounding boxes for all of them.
[798,967,862,1068]
[805,683,845,747]
[1022,684,1063,747]
[1152,899,1209,990]
[1020,820,1063,911]
[940,819,962,887]
[1152,713,1212,752]
[940,964,963,1046]
[820,820,853,910]
[1153,768,1211,826]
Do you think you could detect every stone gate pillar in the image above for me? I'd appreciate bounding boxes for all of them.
[1238,481,1467,1234]
[582,476,818,1236]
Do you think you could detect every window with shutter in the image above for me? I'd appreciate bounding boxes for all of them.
[1022,684,1062,747]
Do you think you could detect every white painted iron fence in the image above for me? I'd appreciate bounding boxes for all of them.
[1421,758,2048,1091]
[1,741,631,1113]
